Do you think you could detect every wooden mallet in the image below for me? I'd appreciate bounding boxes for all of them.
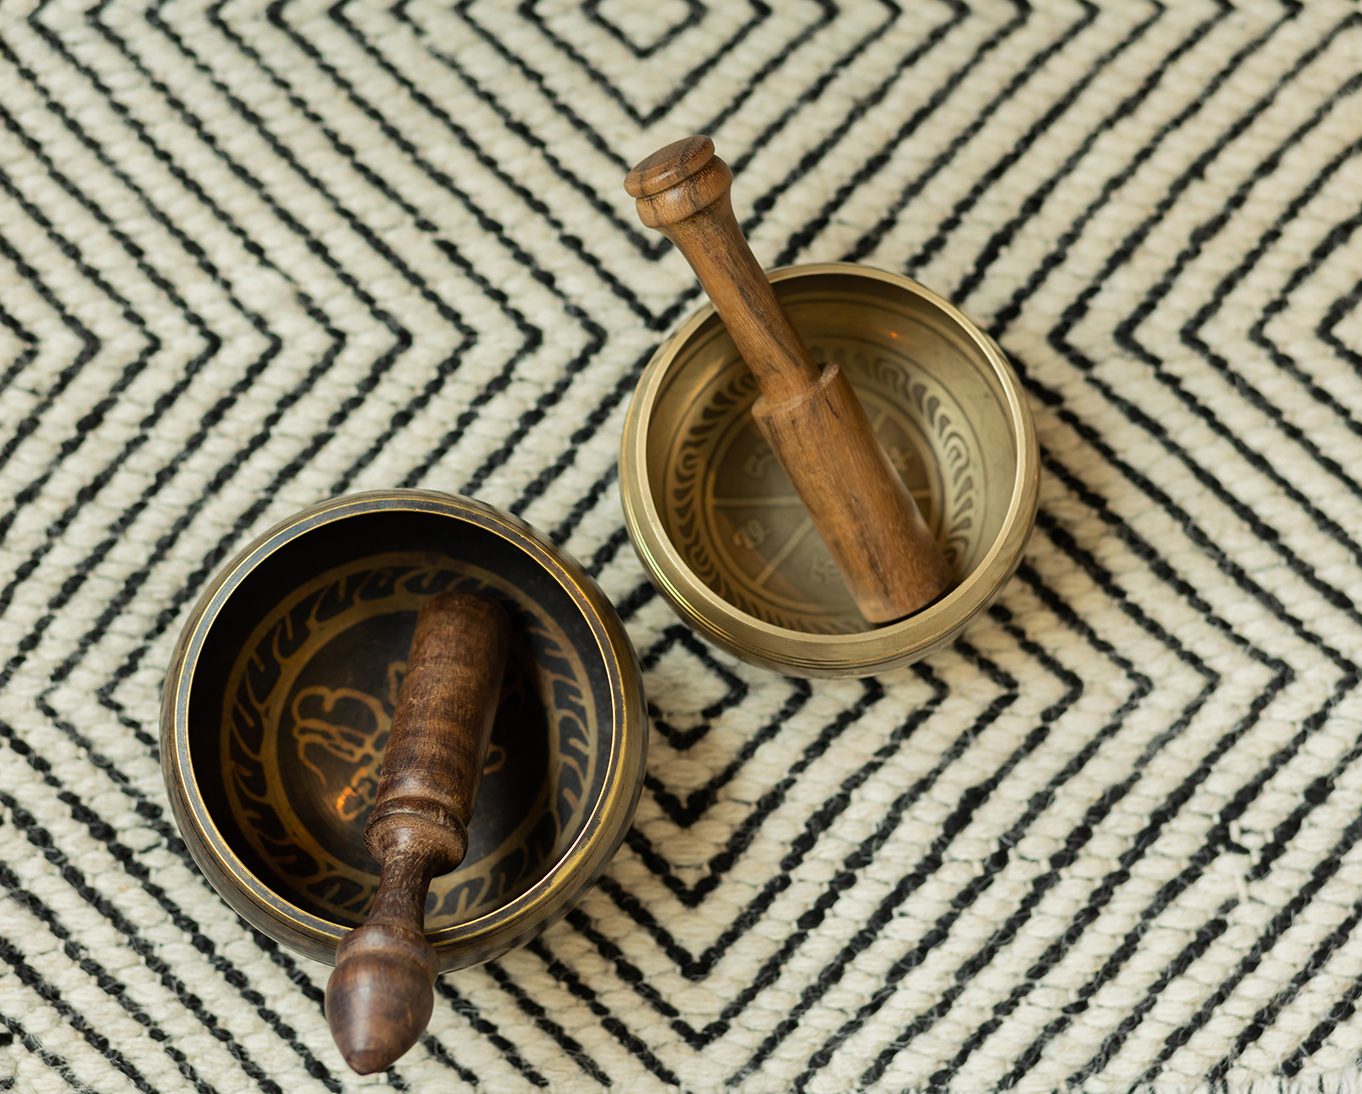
[324,590,511,1074]
[626,136,956,623]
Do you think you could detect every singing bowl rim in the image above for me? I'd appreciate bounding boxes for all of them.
[620,262,1040,678]
[161,489,647,970]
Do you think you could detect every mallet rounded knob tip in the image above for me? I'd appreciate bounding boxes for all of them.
[326,924,438,1074]
[625,135,714,198]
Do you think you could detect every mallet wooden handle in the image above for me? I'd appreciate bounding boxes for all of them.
[626,136,956,623]
[325,590,511,1075]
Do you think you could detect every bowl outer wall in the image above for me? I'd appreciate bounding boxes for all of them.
[620,263,1040,678]
[160,489,647,970]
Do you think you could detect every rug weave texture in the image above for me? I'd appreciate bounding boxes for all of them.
[3,1,1362,1092]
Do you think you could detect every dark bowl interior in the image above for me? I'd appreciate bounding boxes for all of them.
[187,506,616,932]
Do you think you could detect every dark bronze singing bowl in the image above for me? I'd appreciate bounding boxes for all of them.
[162,491,647,970]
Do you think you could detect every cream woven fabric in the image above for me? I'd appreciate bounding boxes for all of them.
[3,1,1362,1092]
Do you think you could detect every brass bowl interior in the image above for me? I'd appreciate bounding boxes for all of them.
[623,264,1038,676]
[169,494,644,968]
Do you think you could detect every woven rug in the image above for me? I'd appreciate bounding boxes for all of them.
[3,0,1362,1091]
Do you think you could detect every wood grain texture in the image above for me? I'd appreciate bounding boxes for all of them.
[324,590,511,1074]
[626,136,956,622]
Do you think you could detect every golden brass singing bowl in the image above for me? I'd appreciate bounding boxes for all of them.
[620,263,1040,678]
[162,490,646,970]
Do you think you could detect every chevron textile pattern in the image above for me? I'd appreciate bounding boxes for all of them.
[3,0,1362,1092]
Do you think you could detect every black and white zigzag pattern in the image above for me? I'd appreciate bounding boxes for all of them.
[3,1,1362,1091]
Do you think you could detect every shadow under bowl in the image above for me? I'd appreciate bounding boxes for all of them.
[162,490,646,971]
[621,263,1039,678]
